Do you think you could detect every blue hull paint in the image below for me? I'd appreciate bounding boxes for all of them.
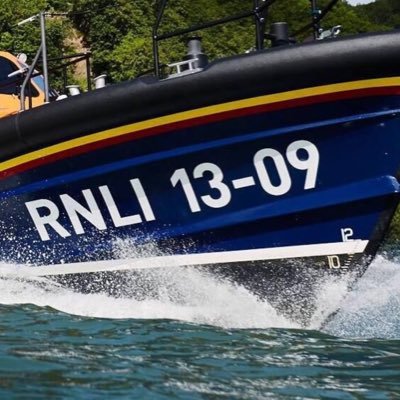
[0,96,399,267]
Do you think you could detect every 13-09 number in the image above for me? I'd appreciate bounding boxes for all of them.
[171,140,320,213]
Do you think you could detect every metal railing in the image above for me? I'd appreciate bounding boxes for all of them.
[16,11,92,111]
[152,0,277,78]
[152,0,340,78]
[17,11,49,110]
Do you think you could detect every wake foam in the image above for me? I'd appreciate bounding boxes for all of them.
[0,243,398,336]
[0,266,296,329]
[323,255,400,338]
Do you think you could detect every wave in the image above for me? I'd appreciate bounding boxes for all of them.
[0,249,398,337]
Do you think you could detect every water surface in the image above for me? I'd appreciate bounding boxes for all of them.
[0,256,398,398]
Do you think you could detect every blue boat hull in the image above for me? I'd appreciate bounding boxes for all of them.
[0,85,399,270]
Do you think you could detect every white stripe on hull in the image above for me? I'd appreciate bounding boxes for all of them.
[0,240,369,277]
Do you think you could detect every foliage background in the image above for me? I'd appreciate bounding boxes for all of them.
[1,0,399,84]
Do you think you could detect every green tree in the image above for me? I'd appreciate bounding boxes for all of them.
[0,0,74,91]
[1,0,399,86]
[353,0,400,29]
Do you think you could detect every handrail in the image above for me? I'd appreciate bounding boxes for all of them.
[152,0,277,77]
[152,0,340,77]
[20,44,43,112]
[39,52,92,92]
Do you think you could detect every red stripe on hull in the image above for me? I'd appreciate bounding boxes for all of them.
[2,86,400,179]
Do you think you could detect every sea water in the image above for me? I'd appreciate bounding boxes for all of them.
[0,254,398,398]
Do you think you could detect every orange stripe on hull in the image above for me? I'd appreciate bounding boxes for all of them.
[1,77,400,178]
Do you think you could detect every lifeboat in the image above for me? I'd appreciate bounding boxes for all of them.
[0,1,399,324]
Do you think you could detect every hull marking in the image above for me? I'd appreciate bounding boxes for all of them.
[232,177,256,189]
[4,240,369,277]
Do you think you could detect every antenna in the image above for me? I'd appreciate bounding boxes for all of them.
[17,15,39,26]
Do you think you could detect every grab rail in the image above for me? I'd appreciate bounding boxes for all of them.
[20,45,44,111]
[152,0,340,77]
[152,0,277,77]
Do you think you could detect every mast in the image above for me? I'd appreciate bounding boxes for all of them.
[39,12,50,103]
